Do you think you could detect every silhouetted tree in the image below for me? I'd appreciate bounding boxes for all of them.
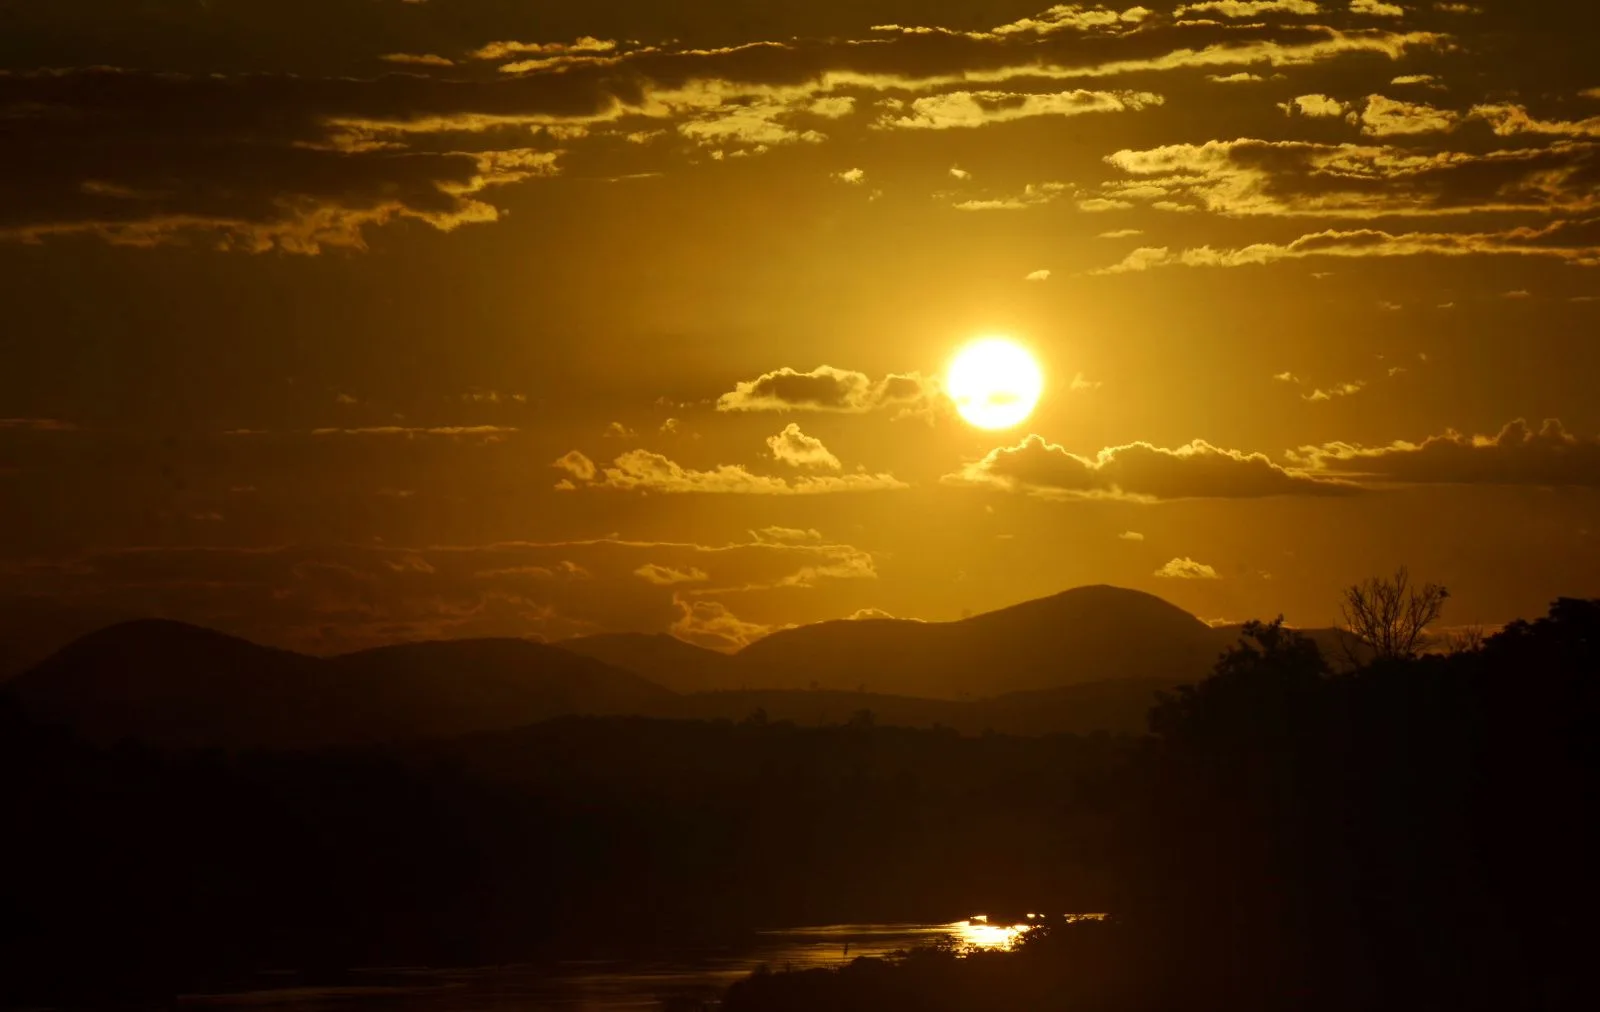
[1339,566,1448,662]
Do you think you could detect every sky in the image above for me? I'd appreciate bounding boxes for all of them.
[2,0,1598,656]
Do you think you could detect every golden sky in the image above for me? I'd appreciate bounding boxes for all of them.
[2,0,1598,654]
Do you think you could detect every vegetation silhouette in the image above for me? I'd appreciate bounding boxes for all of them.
[0,586,1594,1009]
[724,594,1599,1011]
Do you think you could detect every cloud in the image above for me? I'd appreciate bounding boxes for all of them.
[552,450,598,481]
[847,607,898,621]
[0,418,78,432]
[1155,558,1222,580]
[671,596,772,652]
[466,37,617,61]
[880,89,1163,130]
[1177,1,1321,16]
[1472,103,1600,139]
[1290,419,1600,487]
[1360,94,1461,136]
[953,182,1071,212]
[1281,94,1350,118]
[1026,268,1053,281]
[0,67,568,251]
[307,425,519,440]
[633,564,711,586]
[560,449,905,495]
[773,547,878,589]
[0,14,1449,251]
[1350,0,1405,16]
[1099,228,1144,239]
[874,5,1152,38]
[1119,531,1147,541]
[476,561,591,581]
[1092,220,1600,274]
[945,434,1356,501]
[766,423,843,470]
[379,53,455,68]
[1304,380,1367,401]
[751,526,826,545]
[717,365,940,415]
[833,167,866,184]
[1096,138,1600,219]
[989,5,1155,35]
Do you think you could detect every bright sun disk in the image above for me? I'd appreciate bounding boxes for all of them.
[946,337,1045,430]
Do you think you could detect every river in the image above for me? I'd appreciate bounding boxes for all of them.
[175,919,1038,1011]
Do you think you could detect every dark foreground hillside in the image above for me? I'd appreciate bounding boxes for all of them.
[725,599,1600,1012]
[2,598,1593,1010]
[0,704,1126,1005]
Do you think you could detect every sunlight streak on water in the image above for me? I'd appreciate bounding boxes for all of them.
[180,917,1107,1010]
[955,919,1032,950]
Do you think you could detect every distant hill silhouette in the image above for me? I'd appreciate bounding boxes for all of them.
[9,620,673,748]
[727,586,1225,699]
[8,587,1363,747]
[0,595,136,680]
[560,631,737,693]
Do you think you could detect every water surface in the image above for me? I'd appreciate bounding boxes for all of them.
[177,920,1034,1011]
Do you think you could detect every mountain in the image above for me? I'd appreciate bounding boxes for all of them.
[7,587,1356,748]
[559,632,737,693]
[0,595,137,681]
[325,638,674,741]
[726,586,1226,699]
[7,621,673,749]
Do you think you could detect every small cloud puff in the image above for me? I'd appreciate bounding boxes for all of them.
[1155,557,1222,580]
[633,564,711,586]
[767,423,843,470]
[553,450,598,482]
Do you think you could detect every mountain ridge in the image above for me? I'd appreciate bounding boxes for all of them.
[8,622,673,749]
[6,586,1355,746]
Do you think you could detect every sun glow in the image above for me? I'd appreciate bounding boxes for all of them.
[946,338,1045,430]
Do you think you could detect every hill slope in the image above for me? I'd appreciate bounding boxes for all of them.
[728,586,1225,699]
[8,621,673,748]
[559,632,737,693]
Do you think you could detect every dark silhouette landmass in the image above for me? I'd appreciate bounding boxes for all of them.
[3,587,1265,746]
[561,631,739,694]
[730,585,1224,697]
[723,599,1599,1012]
[2,591,1593,1010]
[8,620,672,748]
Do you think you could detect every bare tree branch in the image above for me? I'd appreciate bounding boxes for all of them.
[1339,566,1449,663]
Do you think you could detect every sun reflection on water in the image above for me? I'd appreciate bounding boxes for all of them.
[955,918,1033,950]
[954,913,1109,952]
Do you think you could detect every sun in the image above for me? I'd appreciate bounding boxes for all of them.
[946,337,1045,430]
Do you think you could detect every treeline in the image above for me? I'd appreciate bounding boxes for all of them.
[726,598,1600,1012]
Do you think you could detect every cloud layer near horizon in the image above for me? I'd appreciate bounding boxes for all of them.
[947,434,1357,501]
